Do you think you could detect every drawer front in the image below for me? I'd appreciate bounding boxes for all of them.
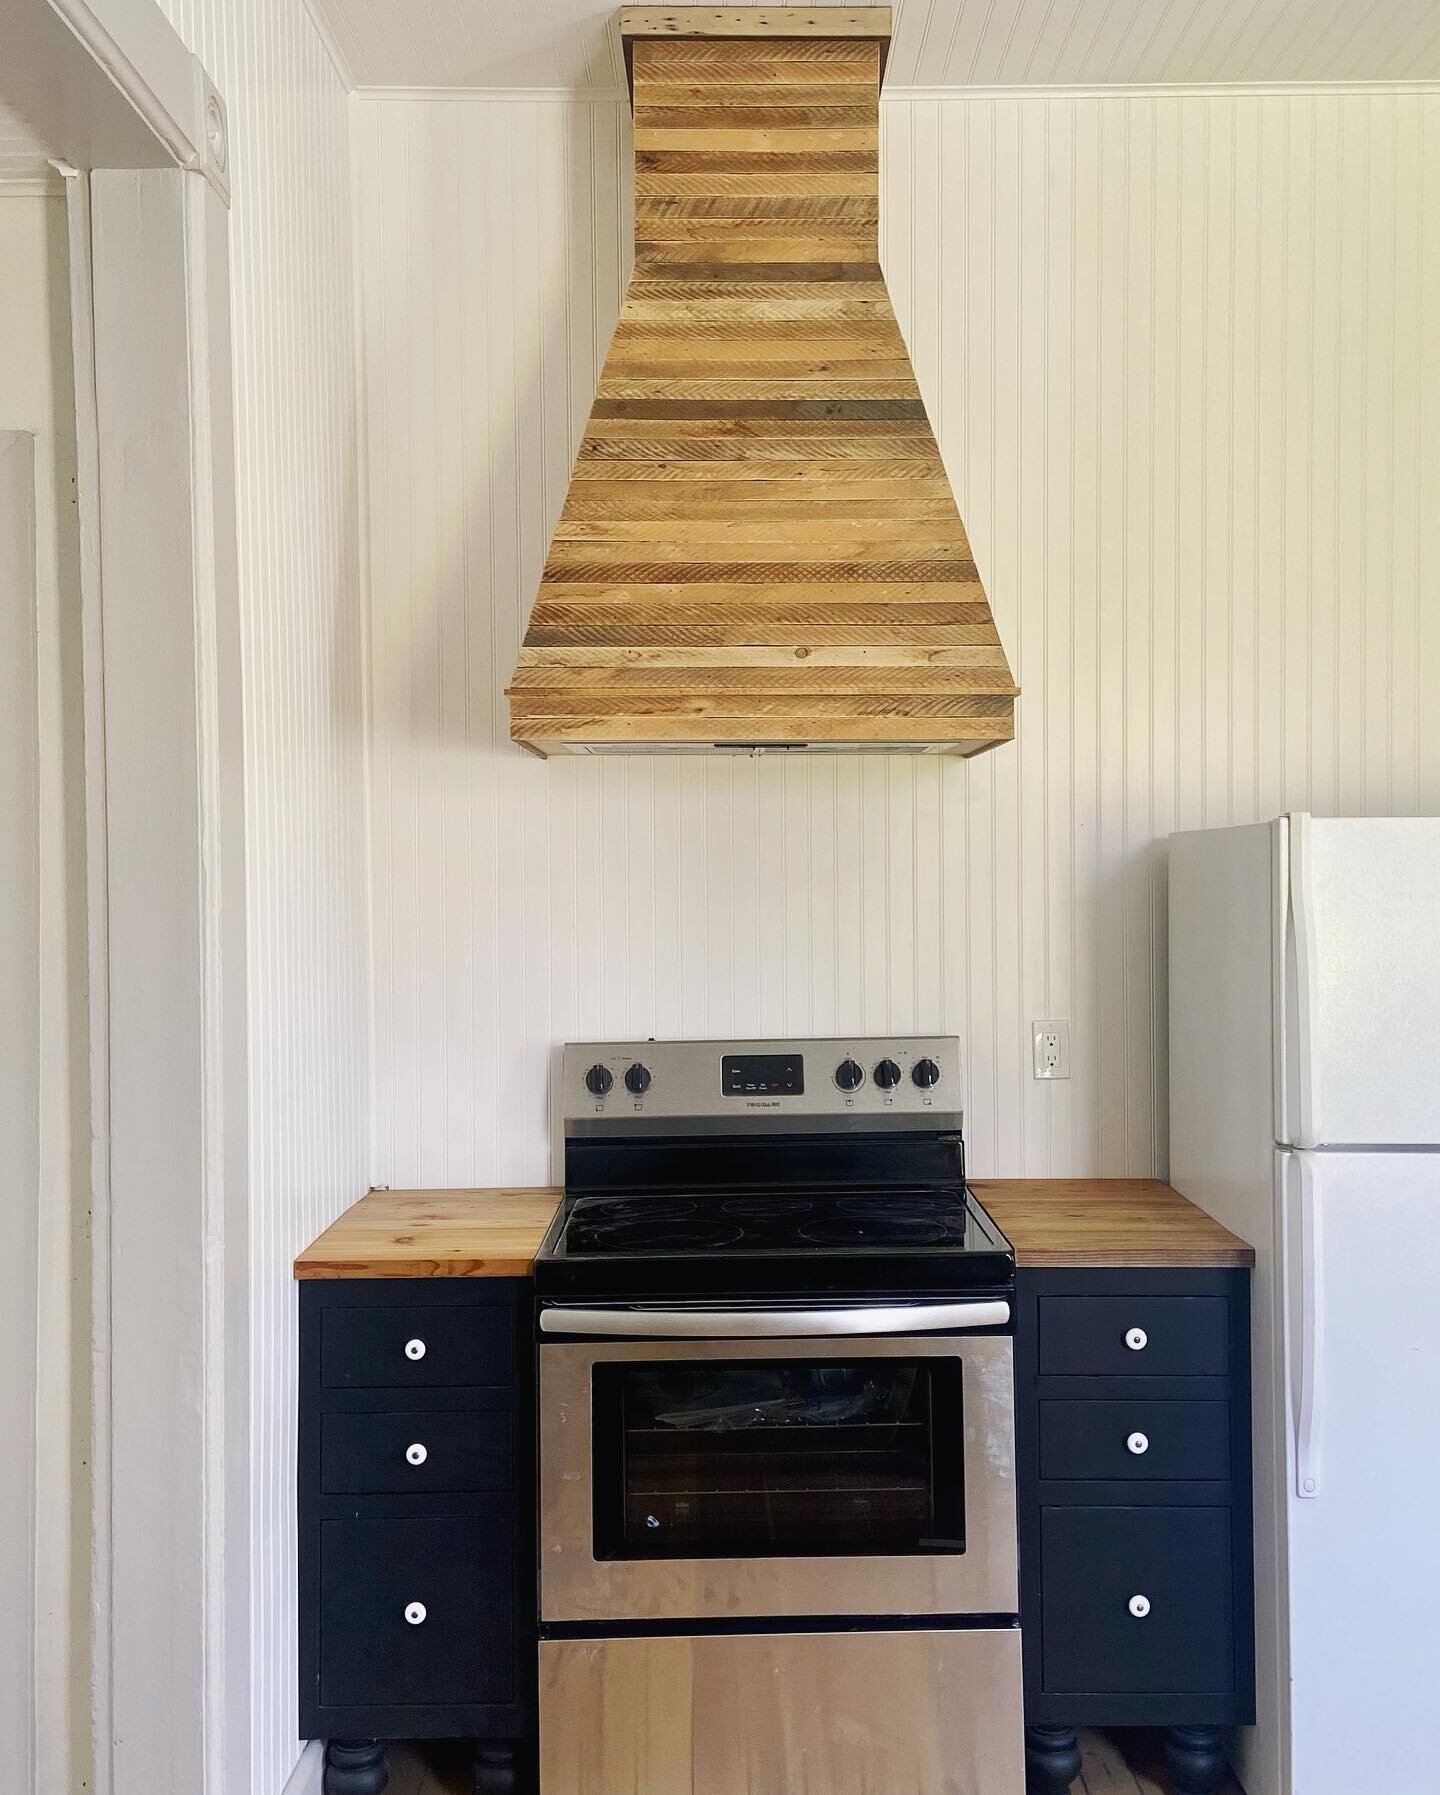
[1039,1400,1231,1482]
[1038,1295,1229,1377]
[319,1514,515,1708]
[321,1303,515,1390]
[321,1409,514,1495]
[1040,1506,1234,1696]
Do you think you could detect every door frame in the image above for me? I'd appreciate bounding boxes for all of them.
[4,4,247,1792]
[0,430,42,1795]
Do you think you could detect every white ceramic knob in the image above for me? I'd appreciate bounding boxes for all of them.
[404,1601,427,1625]
[1127,1431,1150,1456]
[1125,1327,1148,1352]
[404,1338,426,1360]
[1128,1594,1151,1619]
[405,1442,428,1466]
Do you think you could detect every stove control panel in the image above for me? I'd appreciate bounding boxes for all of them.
[563,1037,963,1133]
[722,1052,805,1096]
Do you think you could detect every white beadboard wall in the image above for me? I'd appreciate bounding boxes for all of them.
[355,87,1440,1195]
[151,3,370,1790]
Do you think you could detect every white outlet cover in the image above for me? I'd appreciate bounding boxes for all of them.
[1032,1020,1071,1080]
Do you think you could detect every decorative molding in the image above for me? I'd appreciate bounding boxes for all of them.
[356,84,628,102]
[47,0,231,199]
[0,176,65,195]
[354,76,1440,104]
[884,76,1440,100]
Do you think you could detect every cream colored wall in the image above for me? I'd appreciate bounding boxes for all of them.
[354,86,1440,1190]
[0,191,87,1795]
[145,2,370,1786]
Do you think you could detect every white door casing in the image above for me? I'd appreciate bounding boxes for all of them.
[0,430,41,1795]
[86,163,250,1795]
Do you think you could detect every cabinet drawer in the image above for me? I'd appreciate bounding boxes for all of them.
[1040,1506,1234,1696]
[321,1303,514,1390]
[1038,1295,1229,1377]
[321,1409,514,1495]
[319,1514,515,1708]
[1039,1400,1230,1482]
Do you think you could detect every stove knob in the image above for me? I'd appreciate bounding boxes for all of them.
[834,1057,865,1091]
[584,1063,614,1097]
[912,1057,941,1089]
[624,1062,652,1096]
[873,1058,902,1090]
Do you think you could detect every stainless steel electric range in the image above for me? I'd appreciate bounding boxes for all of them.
[533,1037,1026,1795]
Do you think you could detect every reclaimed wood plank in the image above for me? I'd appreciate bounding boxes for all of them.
[508,24,1014,758]
[622,10,892,41]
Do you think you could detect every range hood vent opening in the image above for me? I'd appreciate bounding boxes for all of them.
[506,5,1018,759]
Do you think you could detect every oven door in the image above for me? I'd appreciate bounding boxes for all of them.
[538,1317,1016,1623]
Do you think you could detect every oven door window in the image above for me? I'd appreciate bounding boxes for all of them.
[591,1358,965,1559]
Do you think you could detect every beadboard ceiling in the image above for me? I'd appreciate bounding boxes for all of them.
[316,0,1440,90]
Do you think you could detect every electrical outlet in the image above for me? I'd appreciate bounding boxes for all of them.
[1032,1020,1071,1080]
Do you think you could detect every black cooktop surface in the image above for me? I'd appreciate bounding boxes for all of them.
[535,1183,1015,1300]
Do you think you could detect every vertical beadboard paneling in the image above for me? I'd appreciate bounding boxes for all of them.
[150,4,369,1790]
[357,87,1440,1196]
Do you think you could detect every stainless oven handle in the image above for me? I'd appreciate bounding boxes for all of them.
[537,1300,1010,1338]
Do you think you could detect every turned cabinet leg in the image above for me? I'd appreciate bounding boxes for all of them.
[1025,1725,1082,1795]
[324,1739,390,1795]
[1163,1724,1228,1795]
[473,1740,520,1795]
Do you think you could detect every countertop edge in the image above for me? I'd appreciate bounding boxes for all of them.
[292,1179,1253,1279]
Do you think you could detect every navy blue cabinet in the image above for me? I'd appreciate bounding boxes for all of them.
[298,1280,535,1793]
[1017,1268,1254,1795]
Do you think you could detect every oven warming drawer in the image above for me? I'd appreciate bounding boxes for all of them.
[539,1626,1024,1795]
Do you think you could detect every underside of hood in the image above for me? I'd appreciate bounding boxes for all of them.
[507,5,1018,757]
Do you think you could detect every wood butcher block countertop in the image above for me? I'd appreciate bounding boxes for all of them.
[974,1179,1253,1269]
[293,1178,1251,1278]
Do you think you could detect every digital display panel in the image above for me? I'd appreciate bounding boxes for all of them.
[721,1053,804,1096]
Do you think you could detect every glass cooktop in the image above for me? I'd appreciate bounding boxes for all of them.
[536,1184,1015,1300]
[561,1186,996,1255]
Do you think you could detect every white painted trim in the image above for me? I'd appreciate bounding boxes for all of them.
[0,176,66,195]
[300,0,357,93]
[356,84,628,102]
[64,170,113,1795]
[0,428,40,1795]
[47,0,231,198]
[885,77,1440,99]
[87,164,249,1795]
[353,76,1440,103]
[280,1740,325,1795]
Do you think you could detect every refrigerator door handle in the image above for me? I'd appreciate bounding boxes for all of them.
[1287,811,1320,1148]
[1293,1154,1323,1499]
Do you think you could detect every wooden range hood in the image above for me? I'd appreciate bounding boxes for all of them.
[506,5,1018,757]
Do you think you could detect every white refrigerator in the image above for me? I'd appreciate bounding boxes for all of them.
[1168,814,1440,1795]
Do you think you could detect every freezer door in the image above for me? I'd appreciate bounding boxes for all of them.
[539,1626,1025,1795]
[1284,814,1440,1146]
[1279,1149,1440,1794]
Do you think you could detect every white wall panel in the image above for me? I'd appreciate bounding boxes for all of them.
[357,87,1440,1196]
[148,4,369,1789]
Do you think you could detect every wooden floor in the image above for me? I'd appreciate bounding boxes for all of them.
[387,1728,1245,1794]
